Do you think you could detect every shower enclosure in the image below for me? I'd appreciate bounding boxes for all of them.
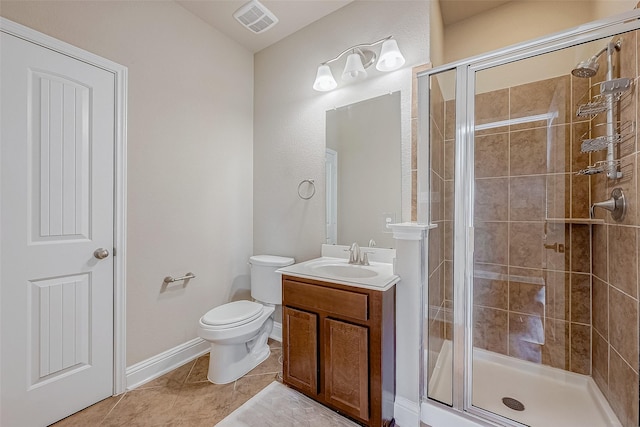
[419,10,640,427]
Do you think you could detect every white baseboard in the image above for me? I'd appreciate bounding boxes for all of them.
[270,321,282,342]
[394,396,420,426]
[125,337,210,390]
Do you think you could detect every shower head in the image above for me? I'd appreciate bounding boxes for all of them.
[571,56,599,78]
[571,41,621,78]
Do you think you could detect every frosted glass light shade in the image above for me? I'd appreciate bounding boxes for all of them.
[376,39,405,72]
[313,64,337,91]
[342,52,367,81]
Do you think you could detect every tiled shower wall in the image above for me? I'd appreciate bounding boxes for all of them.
[589,29,640,427]
[469,73,594,375]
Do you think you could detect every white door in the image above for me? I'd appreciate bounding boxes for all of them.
[1,32,115,426]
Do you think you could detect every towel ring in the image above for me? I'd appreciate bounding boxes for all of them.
[297,179,316,200]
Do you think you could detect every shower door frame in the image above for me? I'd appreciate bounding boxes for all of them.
[420,9,640,427]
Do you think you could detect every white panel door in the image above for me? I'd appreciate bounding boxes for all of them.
[1,32,115,426]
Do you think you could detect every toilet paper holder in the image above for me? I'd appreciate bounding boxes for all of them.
[163,272,196,284]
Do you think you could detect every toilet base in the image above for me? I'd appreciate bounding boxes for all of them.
[205,317,274,384]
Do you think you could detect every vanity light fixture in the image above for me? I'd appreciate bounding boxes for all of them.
[312,36,406,92]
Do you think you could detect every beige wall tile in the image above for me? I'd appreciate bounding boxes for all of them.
[609,286,639,367]
[571,174,591,218]
[444,139,455,180]
[541,319,570,370]
[474,306,508,355]
[570,322,591,375]
[509,282,546,317]
[509,222,545,269]
[510,76,570,127]
[609,349,640,427]
[509,175,546,221]
[592,276,609,338]
[475,221,509,265]
[592,224,608,281]
[571,121,591,174]
[445,99,456,141]
[475,178,509,221]
[571,273,591,325]
[475,133,509,178]
[431,119,444,178]
[570,224,591,273]
[546,270,570,321]
[508,312,544,363]
[510,126,568,176]
[475,88,509,135]
[592,329,609,397]
[608,225,638,298]
[546,173,571,219]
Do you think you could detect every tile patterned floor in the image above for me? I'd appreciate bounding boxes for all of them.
[216,381,359,427]
[51,340,284,427]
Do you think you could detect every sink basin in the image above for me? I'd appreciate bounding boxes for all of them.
[277,256,399,290]
[311,263,378,279]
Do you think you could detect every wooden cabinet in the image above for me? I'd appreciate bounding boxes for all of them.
[282,275,396,427]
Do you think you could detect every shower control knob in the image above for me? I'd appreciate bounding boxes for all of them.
[93,248,110,260]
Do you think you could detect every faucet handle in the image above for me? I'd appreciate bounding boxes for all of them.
[346,243,360,264]
[360,251,374,266]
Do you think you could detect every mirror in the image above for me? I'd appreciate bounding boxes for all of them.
[325,91,402,249]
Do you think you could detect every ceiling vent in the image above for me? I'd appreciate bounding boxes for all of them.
[233,0,279,34]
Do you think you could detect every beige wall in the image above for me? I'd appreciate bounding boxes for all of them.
[253,1,429,263]
[429,0,445,67]
[442,0,637,65]
[0,1,254,366]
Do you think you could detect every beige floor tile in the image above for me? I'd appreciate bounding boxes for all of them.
[51,395,123,426]
[171,381,235,420]
[137,360,195,390]
[245,348,282,376]
[185,354,210,383]
[101,387,180,426]
[228,373,281,413]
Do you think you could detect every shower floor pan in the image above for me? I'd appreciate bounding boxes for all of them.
[427,341,621,427]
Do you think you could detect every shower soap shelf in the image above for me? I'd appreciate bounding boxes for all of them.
[576,78,633,117]
[576,159,621,176]
[579,120,634,153]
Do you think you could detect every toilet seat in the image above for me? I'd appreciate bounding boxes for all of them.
[201,300,264,329]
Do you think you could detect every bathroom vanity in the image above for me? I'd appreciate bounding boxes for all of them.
[278,252,398,427]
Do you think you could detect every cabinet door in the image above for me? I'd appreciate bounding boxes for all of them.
[324,318,369,421]
[283,307,318,394]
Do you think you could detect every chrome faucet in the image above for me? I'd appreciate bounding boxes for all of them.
[347,242,361,264]
[345,242,373,266]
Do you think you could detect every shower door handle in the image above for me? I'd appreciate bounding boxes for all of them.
[543,242,565,253]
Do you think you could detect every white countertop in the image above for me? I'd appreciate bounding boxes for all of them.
[277,256,400,291]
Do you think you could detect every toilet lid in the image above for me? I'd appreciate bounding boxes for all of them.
[201,300,264,327]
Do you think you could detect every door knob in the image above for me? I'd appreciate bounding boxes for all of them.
[93,248,110,260]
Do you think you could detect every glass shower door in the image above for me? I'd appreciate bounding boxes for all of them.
[469,35,635,427]
[424,68,456,407]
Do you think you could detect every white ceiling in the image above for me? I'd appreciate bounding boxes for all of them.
[177,0,353,53]
[176,0,509,53]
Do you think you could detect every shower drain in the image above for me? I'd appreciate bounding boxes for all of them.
[502,397,525,411]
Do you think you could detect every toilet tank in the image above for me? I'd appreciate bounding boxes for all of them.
[249,255,295,304]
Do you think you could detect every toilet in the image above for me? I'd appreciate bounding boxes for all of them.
[197,255,294,384]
